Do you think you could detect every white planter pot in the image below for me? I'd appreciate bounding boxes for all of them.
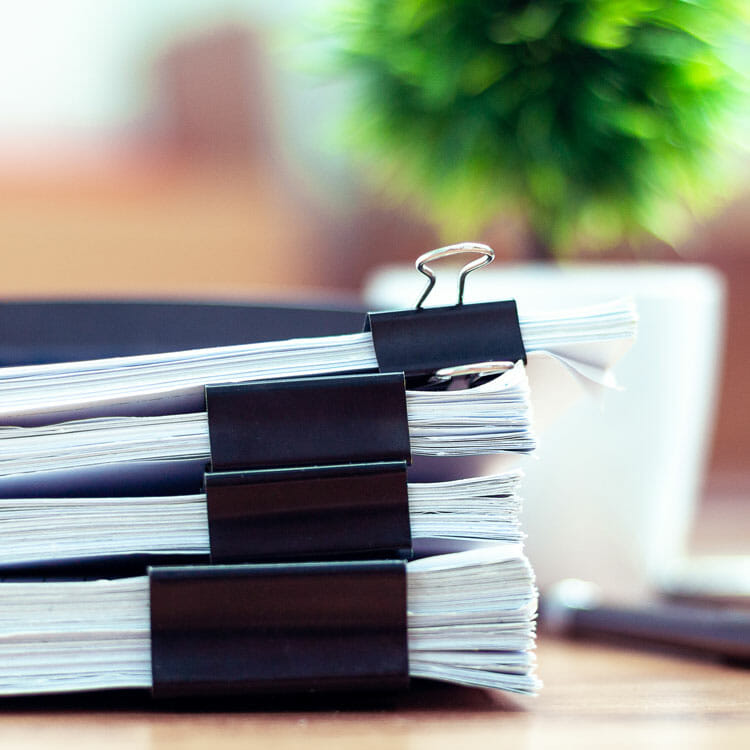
[366,263,725,600]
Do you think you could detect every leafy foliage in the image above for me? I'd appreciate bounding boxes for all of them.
[335,0,750,252]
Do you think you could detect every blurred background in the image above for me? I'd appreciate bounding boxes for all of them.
[0,1,747,565]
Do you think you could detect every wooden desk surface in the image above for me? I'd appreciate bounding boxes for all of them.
[0,636,748,750]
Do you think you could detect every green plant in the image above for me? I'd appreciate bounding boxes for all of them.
[335,0,750,253]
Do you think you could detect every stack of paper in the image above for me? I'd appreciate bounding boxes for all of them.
[0,299,636,425]
[0,545,538,696]
[0,365,533,484]
[0,292,638,699]
[0,471,523,567]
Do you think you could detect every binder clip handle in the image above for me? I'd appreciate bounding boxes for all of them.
[429,360,515,389]
[365,241,525,385]
[415,242,494,309]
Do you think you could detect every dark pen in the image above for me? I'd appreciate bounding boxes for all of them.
[541,579,750,661]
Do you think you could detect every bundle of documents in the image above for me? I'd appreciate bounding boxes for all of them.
[0,298,635,425]
[0,246,636,700]
[0,546,537,697]
[0,365,534,482]
[0,471,524,567]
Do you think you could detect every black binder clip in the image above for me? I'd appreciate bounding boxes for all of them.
[149,560,409,697]
[364,243,526,387]
[204,461,412,563]
[205,372,411,472]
